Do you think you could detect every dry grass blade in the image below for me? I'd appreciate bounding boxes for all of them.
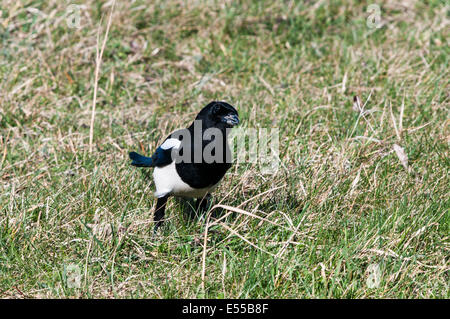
[201,214,211,292]
[210,204,303,236]
[393,143,409,171]
[390,100,401,141]
[89,1,115,153]
[211,204,279,227]
[353,95,363,113]
[219,223,278,258]
[236,185,286,208]
[0,131,9,169]
[0,0,447,299]
[276,213,307,258]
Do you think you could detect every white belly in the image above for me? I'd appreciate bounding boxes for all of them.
[153,161,219,198]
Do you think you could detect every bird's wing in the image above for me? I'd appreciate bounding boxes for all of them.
[151,137,182,167]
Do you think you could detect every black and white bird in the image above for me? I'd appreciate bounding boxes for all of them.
[129,101,239,231]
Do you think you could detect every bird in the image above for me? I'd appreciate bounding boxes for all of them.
[129,101,239,232]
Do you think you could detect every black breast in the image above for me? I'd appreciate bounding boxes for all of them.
[176,161,231,189]
[175,128,233,189]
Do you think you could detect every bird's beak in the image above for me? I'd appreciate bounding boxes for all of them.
[222,114,240,126]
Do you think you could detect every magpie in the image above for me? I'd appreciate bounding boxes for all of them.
[129,101,239,231]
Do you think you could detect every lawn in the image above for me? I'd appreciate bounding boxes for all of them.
[0,0,448,298]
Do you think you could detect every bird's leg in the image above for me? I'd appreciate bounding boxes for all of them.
[195,193,212,214]
[154,195,168,233]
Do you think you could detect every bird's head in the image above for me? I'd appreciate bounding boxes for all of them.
[196,101,239,129]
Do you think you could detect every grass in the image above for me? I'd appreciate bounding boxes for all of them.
[0,0,448,298]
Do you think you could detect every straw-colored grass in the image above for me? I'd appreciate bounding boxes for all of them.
[0,0,448,298]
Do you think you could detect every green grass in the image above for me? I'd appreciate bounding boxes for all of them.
[0,0,448,298]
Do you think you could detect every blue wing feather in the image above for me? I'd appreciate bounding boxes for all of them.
[151,146,173,167]
[129,152,153,167]
[129,146,174,168]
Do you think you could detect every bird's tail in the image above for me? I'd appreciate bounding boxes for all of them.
[129,151,153,167]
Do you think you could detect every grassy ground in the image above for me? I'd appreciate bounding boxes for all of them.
[0,0,448,298]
